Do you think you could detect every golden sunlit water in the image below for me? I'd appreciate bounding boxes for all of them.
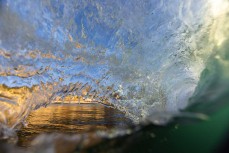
[17,103,133,147]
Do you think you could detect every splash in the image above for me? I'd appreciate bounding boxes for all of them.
[0,0,229,130]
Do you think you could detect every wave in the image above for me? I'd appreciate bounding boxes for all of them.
[0,0,229,132]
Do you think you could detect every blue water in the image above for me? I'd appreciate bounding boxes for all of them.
[0,0,229,143]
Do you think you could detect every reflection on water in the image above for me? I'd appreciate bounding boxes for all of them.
[17,103,132,147]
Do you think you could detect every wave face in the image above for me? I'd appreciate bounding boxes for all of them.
[0,0,228,128]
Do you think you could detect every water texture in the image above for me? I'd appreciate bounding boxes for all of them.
[0,0,229,139]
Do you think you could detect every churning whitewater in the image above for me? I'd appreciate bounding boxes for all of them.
[0,0,229,130]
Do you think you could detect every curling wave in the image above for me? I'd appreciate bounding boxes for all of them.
[0,0,229,130]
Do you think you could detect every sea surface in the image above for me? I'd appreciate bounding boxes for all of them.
[17,103,132,147]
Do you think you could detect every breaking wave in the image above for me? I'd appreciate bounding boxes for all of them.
[0,0,229,130]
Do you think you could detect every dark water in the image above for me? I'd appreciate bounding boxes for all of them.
[17,103,133,147]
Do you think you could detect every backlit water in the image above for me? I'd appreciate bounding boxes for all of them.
[17,103,133,147]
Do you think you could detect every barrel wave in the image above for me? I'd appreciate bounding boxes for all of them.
[0,0,228,134]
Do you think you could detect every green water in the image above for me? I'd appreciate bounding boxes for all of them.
[89,102,229,153]
[145,104,229,153]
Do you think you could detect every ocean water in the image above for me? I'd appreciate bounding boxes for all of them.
[0,0,229,153]
[17,103,132,147]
